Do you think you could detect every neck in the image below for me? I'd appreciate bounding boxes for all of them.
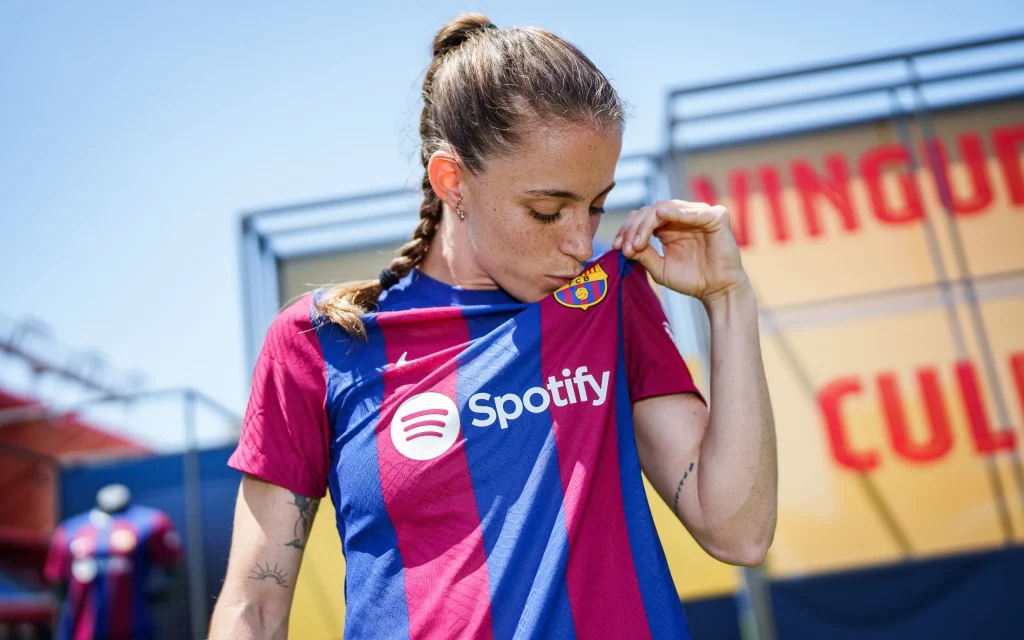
[417,214,500,291]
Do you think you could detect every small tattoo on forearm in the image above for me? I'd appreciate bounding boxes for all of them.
[285,492,319,550]
[248,562,288,588]
[673,462,696,515]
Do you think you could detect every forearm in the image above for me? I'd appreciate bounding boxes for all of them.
[210,597,290,640]
[697,281,777,561]
[209,477,315,640]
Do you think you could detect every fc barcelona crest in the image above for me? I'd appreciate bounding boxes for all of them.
[553,263,609,311]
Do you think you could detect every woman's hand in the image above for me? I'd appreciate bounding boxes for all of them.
[612,200,749,304]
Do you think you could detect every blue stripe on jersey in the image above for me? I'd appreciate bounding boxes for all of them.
[92,519,110,639]
[614,255,692,639]
[458,305,576,640]
[131,509,155,639]
[319,315,411,640]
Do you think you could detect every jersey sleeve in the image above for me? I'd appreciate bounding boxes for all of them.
[228,293,331,498]
[145,511,183,567]
[43,526,70,584]
[621,261,706,405]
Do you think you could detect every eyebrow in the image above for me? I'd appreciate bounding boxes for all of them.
[525,182,616,202]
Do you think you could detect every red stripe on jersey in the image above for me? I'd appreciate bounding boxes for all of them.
[72,577,95,640]
[541,266,652,639]
[63,523,98,640]
[106,523,137,638]
[376,307,495,640]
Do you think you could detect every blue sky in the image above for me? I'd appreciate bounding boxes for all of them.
[2,1,1022,448]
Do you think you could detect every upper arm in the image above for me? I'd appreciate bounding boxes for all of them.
[215,474,320,631]
[620,261,715,546]
[227,293,332,499]
[633,394,711,541]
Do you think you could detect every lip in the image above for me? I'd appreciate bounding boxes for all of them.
[546,274,576,287]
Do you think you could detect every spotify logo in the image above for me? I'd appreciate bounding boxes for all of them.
[390,392,461,460]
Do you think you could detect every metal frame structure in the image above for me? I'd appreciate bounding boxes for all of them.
[665,26,1024,551]
[2,317,241,639]
[664,29,1024,640]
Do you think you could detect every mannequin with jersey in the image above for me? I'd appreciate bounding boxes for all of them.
[45,484,182,640]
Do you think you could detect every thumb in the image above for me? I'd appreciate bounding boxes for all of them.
[630,245,665,285]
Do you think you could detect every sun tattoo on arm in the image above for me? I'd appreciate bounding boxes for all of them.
[284,492,320,550]
[673,462,696,516]
[248,562,289,588]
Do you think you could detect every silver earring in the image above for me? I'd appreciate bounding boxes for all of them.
[455,193,466,220]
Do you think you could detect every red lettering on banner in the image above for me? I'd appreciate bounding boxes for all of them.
[993,124,1024,205]
[956,360,1016,454]
[759,165,792,245]
[879,369,953,464]
[819,378,878,472]
[791,155,859,237]
[819,352,1022,472]
[691,170,791,248]
[860,144,925,225]
[1011,354,1024,419]
[690,175,717,207]
[922,133,992,215]
[689,123,1024,250]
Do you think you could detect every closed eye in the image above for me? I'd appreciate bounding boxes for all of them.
[530,207,605,224]
[529,209,561,224]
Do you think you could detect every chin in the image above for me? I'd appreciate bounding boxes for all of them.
[503,280,550,304]
[514,288,550,304]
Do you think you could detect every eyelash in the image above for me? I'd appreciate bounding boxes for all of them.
[529,208,606,224]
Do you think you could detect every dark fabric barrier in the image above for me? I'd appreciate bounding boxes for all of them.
[771,546,1024,639]
[682,594,742,640]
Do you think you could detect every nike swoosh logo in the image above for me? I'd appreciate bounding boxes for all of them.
[396,352,409,367]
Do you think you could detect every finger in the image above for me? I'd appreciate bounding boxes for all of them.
[619,207,647,257]
[655,206,717,228]
[613,209,639,251]
[630,244,665,284]
[612,217,632,250]
[632,206,664,252]
[657,199,709,211]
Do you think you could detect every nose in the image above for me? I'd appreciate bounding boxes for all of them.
[560,210,594,264]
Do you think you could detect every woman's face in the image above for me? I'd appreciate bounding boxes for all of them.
[460,120,623,303]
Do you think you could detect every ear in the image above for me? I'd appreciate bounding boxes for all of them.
[427,151,464,208]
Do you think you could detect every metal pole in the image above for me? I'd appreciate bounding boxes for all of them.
[904,57,1024,527]
[182,390,208,639]
[659,111,777,640]
[239,217,260,380]
[0,386,239,429]
[887,81,1014,542]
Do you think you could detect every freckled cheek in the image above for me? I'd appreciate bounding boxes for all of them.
[475,212,555,276]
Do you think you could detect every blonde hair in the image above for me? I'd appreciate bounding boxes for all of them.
[315,13,624,338]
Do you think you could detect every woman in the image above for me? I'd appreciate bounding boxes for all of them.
[211,13,776,640]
